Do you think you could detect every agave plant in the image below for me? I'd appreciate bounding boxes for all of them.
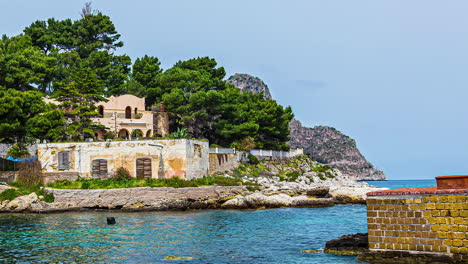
[168,128,189,139]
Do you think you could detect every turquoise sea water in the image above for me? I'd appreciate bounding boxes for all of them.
[0,180,435,264]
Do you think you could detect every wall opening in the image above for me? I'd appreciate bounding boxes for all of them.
[98,105,104,117]
[92,159,108,176]
[58,151,70,170]
[125,106,131,119]
[118,129,129,139]
[136,158,152,178]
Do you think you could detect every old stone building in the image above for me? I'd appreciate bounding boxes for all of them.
[38,139,209,182]
[94,94,168,139]
[44,94,169,140]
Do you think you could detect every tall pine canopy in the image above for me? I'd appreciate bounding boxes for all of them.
[0,3,294,150]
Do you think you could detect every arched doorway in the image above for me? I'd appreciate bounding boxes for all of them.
[146,130,152,138]
[125,106,131,119]
[136,158,151,178]
[131,129,143,139]
[118,129,129,139]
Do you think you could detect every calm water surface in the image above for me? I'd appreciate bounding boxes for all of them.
[0,180,434,264]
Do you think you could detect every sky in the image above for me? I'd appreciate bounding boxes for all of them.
[1,0,467,180]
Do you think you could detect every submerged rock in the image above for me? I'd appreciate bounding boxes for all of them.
[299,249,319,253]
[164,255,198,260]
[325,233,369,256]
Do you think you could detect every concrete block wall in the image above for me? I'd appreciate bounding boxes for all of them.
[367,194,468,255]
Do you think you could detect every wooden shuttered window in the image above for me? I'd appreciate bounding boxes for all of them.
[58,151,70,170]
[136,158,151,178]
[92,159,108,175]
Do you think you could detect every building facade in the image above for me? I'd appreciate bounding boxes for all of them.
[94,94,168,139]
[38,139,209,181]
[44,94,169,140]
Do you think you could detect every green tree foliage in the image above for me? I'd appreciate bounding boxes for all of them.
[1,6,294,149]
[0,35,55,91]
[52,66,107,140]
[130,55,162,105]
[26,108,65,142]
[159,57,294,150]
[0,87,65,143]
[23,4,131,95]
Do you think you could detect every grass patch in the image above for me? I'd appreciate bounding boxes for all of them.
[46,176,259,190]
[0,182,54,202]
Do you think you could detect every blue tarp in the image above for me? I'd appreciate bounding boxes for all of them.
[6,156,38,163]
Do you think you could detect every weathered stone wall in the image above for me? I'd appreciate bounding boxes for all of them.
[38,139,209,180]
[367,194,468,255]
[0,143,38,158]
[0,171,16,184]
[42,172,80,184]
[184,140,209,180]
[208,153,239,174]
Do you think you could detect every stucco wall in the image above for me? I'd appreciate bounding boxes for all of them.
[185,140,209,180]
[38,139,209,180]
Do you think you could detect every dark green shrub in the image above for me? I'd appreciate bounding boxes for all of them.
[43,193,54,203]
[113,167,132,181]
[81,181,90,189]
[247,154,259,165]
[103,131,116,140]
[131,129,143,138]
[0,189,19,201]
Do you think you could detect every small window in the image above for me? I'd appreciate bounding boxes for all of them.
[125,106,131,119]
[136,158,152,178]
[134,107,138,114]
[92,159,108,175]
[58,151,70,170]
[98,105,104,117]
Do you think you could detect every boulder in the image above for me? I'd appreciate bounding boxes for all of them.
[291,196,335,207]
[3,192,39,212]
[325,233,368,255]
[306,187,330,197]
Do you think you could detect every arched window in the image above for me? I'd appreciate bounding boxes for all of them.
[125,106,131,119]
[98,105,104,117]
[136,158,152,178]
[92,159,108,175]
[134,107,138,114]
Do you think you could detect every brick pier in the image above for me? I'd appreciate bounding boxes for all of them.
[358,175,468,263]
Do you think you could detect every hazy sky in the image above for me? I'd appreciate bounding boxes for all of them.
[2,0,468,180]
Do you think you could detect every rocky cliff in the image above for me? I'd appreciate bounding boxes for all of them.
[288,119,385,180]
[227,73,272,99]
[227,73,386,180]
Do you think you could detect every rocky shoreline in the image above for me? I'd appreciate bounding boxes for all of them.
[0,156,387,213]
[0,180,385,213]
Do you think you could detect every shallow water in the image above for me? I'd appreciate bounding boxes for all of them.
[0,180,434,263]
